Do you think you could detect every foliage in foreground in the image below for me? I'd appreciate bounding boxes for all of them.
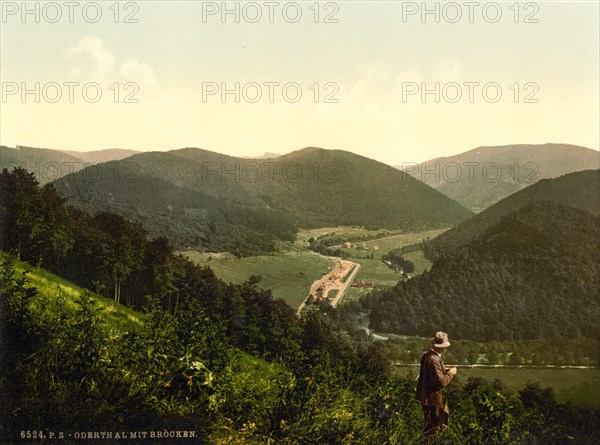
[1,258,599,444]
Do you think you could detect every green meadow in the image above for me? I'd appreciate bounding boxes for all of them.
[182,249,333,309]
[327,229,444,258]
[394,365,600,409]
[332,228,446,251]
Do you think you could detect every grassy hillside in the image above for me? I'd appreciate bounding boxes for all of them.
[8,255,143,332]
[402,143,599,211]
[52,147,473,255]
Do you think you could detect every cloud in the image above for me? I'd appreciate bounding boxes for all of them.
[66,36,157,87]
[119,60,157,87]
[67,36,116,81]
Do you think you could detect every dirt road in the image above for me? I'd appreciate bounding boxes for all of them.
[296,256,360,316]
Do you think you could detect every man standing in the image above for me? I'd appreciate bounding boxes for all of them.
[416,331,458,439]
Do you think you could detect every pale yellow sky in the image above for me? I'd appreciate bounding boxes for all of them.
[1,1,598,164]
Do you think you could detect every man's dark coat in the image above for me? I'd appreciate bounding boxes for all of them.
[416,349,454,407]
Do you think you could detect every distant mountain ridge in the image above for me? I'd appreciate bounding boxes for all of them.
[1,145,85,185]
[400,143,599,212]
[58,148,139,163]
[239,152,282,159]
[52,146,473,255]
[0,145,139,184]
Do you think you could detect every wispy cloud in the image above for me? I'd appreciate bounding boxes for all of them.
[67,36,115,81]
[119,60,157,87]
[66,36,157,87]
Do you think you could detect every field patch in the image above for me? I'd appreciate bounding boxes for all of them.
[183,249,332,309]
[394,365,600,408]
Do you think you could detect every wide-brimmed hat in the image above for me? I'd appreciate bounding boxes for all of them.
[431,331,451,348]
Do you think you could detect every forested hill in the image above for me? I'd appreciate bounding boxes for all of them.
[402,143,599,211]
[52,147,473,255]
[426,169,600,259]
[368,200,600,340]
[268,147,472,227]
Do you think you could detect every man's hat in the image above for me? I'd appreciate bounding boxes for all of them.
[431,331,451,348]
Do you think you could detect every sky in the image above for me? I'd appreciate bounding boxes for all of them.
[1,0,599,165]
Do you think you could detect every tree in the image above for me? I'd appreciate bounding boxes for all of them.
[508,352,524,366]
[361,342,390,376]
[0,168,45,261]
[91,212,145,303]
[34,184,73,269]
[487,350,499,365]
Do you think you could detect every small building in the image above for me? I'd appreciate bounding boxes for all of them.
[351,280,374,289]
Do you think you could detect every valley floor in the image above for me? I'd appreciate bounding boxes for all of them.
[182,226,442,309]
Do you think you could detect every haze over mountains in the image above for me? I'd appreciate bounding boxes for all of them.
[400,144,599,212]
[52,147,473,255]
